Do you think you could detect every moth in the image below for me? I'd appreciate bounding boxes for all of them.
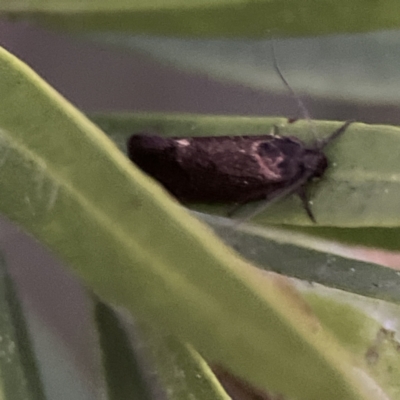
[127,120,352,222]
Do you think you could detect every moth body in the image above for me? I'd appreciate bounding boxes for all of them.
[127,122,352,222]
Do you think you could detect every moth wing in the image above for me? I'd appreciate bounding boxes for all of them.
[171,135,306,183]
[169,136,256,175]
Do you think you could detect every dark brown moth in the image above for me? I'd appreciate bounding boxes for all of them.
[127,120,352,222]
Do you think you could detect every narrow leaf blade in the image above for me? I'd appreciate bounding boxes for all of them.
[5,0,400,37]
[0,255,47,400]
[0,47,383,400]
[94,113,400,227]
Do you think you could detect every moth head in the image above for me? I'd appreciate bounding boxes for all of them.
[303,149,328,179]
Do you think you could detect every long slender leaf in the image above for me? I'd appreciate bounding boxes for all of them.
[129,321,231,400]
[94,299,153,400]
[94,112,400,227]
[281,226,400,252]
[96,298,230,400]
[195,213,400,304]
[0,46,383,399]
[304,287,400,400]
[0,255,47,400]
[5,0,400,38]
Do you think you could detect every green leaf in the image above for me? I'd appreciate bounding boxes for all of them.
[196,213,400,304]
[94,112,400,227]
[281,225,400,253]
[94,299,153,400]
[0,46,384,399]
[134,321,231,400]
[95,298,229,400]
[303,287,400,400]
[0,255,47,400]
[5,0,400,38]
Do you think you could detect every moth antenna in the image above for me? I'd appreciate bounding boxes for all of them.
[271,42,318,141]
[296,185,316,223]
[317,120,355,150]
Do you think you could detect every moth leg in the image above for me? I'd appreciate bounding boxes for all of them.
[227,185,299,220]
[227,191,267,217]
[296,186,316,223]
[227,203,240,217]
[227,184,286,217]
[228,171,316,223]
[227,187,296,223]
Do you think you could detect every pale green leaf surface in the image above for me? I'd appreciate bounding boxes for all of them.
[4,0,400,38]
[94,112,400,227]
[303,287,400,400]
[0,47,383,400]
[0,255,46,400]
